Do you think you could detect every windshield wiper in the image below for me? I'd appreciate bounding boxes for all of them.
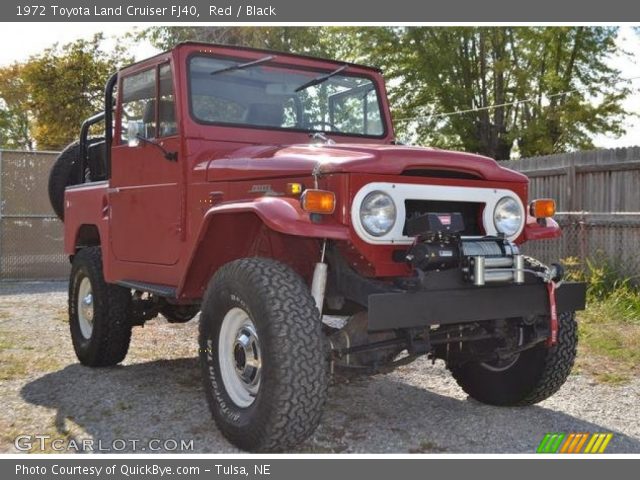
[294,64,349,92]
[210,55,274,76]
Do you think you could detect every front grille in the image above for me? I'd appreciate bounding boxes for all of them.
[403,200,484,236]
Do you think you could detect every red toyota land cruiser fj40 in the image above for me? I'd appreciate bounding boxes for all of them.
[48,42,586,452]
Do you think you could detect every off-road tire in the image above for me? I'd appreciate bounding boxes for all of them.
[199,258,328,452]
[449,312,577,406]
[161,304,200,323]
[69,247,133,366]
[48,142,83,221]
[48,138,103,221]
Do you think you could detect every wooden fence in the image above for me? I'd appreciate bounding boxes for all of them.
[504,147,640,280]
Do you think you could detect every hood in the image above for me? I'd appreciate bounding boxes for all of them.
[206,143,528,183]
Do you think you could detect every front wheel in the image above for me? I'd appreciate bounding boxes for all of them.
[449,312,578,406]
[199,258,328,452]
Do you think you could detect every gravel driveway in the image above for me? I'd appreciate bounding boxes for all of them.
[1,281,639,453]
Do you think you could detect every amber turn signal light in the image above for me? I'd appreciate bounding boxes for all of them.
[287,182,303,195]
[530,199,556,218]
[301,189,336,214]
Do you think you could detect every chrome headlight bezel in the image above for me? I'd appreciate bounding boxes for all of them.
[359,191,397,237]
[493,196,524,237]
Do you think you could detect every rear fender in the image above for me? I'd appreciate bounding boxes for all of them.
[177,197,349,300]
[63,182,109,255]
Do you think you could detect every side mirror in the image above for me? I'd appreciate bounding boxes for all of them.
[126,121,141,147]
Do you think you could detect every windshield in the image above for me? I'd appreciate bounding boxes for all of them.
[188,55,385,137]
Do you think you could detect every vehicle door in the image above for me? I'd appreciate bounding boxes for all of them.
[109,63,182,265]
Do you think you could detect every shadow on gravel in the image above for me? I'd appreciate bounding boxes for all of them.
[20,359,640,453]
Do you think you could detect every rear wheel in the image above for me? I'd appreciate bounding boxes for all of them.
[69,247,133,366]
[199,258,328,452]
[449,312,577,406]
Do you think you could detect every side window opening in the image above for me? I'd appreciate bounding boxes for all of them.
[120,62,176,144]
[121,68,156,143]
[329,85,382,136]
[281,97,300,128]
[159,64,177,137]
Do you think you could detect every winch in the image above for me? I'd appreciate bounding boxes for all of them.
[401,212,526,286]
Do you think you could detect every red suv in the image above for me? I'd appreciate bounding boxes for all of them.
[48,42,586,452]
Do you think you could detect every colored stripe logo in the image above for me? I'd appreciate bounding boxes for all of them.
[537,433,613,453]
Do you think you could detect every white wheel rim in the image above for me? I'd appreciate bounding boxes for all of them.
[219,307,262,408]
[77,276,94,339]
[480,327,524,372]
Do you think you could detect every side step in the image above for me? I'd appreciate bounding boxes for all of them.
[117,280,177,299]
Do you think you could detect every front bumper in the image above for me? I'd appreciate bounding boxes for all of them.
[368,281,586,331]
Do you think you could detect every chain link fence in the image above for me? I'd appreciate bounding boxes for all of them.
[521,213,640,283]
[0,150,69,280]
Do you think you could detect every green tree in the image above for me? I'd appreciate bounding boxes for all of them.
[0,63,33,149]
[141,27,632,160]
[22,33,132,150]
[354,27,630,159]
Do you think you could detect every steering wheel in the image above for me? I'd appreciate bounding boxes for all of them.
[306,120,338,131]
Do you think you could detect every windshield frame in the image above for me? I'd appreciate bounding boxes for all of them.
[186,52,389,139]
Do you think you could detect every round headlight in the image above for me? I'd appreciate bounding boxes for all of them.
[493,196,523,237]
[360,191,396,237]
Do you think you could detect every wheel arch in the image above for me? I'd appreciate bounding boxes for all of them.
[74,224,102,250]
[177,198,349,300]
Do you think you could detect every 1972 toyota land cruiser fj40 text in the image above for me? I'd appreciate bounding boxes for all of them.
[48,42,586,452]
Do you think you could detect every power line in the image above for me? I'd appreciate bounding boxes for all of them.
[393,75,640,123]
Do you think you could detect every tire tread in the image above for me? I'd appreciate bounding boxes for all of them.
[199,257,327,451]
[69,247,132,366]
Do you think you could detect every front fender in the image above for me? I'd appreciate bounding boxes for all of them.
[177,197,349,300]
[523,216,562,242]
[203,196,350,240]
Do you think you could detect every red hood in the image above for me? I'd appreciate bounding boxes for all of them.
[206,143,527,183]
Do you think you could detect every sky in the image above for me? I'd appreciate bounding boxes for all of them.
[0,23,638,150]
[0,23,160,65]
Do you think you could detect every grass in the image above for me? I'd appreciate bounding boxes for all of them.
[0,328,64,381]
[564,257,640,384]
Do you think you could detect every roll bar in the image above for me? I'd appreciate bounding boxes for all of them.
[78,73,118,181]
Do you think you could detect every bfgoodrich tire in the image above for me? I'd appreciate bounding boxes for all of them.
[199,258,328,452]
[69,247,133,367]
[449,312,578,406]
